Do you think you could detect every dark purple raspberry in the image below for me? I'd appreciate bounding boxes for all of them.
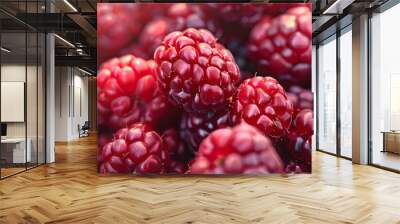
[180,110,231,150]
[189,123,284,174]
[285,109,313,172]
[154,28,240,114]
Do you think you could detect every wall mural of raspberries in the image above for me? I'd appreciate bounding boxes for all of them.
[97,3,313,175]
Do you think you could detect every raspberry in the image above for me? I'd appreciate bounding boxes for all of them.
[189,123,284,174]
[206,3,264,27]
[287,85,313,113]
[139,18,170,59]
[154,28,240,114]
[98,133,113,166]
[97,4,142,63]
[247,6,312,88]
[286,132,311,172]
[292,109,313,138]
[180,110,231,150]
[231,76,293,138]
[137,4,223,60]
[97,55,177,131]
[99,123,168,174]
[168,3,222,38]
[285,109,313,172]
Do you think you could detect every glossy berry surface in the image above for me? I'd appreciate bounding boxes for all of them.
[99,123,168,174]
[162,128,194,173]
[285,109,313,172]
[154,28,240,114]
[97,55,176,131]
[247,6,312,88]
[231,76,293,138]
[97,4,142,63]
[180,110,231,150]
[287,85,313,113]
[189,123,284,174]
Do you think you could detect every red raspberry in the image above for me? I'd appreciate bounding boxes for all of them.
[97,4,142,63]
[99,123,168,174]
[162,128,195,174]
[247,6,312,88]
[97,55,176,131]
[287,85,313,113]
[97,133,113,166]
[231,76,293,138]
[154,28,240,114]
[168,3,222,38]
[206,3,264,27]
[139,18,170,59]
[180,110,231,150]
[189,123,284,174]
[292,109,313,138]
[137,4,223,60]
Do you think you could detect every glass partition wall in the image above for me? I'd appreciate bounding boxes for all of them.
[316,26,353,159]
[0,1,46,179]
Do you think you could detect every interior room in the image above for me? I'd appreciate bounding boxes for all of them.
[0,0,399,223]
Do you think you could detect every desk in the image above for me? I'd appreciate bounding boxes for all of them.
[382,131,400,154]
[1,138,31,163]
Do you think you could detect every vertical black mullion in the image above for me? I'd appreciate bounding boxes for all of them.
[44,0,47,164]
[315,44,320,151]
[367,11,373,165]
[336,28,341,157]
[36,0,39,167]
[25,0,28,171]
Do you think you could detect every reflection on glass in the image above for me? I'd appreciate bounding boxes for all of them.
[371,4,400,171]
[1,31,27,177]
[318,36,337,154]
[340,28,352,158]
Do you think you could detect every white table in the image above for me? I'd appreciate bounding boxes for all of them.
[1,138,31,163]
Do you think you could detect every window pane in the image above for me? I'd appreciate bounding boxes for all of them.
[318,36,337,154]
[340,28,352,158]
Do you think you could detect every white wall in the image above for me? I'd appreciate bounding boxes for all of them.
[55,67,89,141]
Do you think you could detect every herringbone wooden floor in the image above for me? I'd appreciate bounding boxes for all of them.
[0,135,400,224]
